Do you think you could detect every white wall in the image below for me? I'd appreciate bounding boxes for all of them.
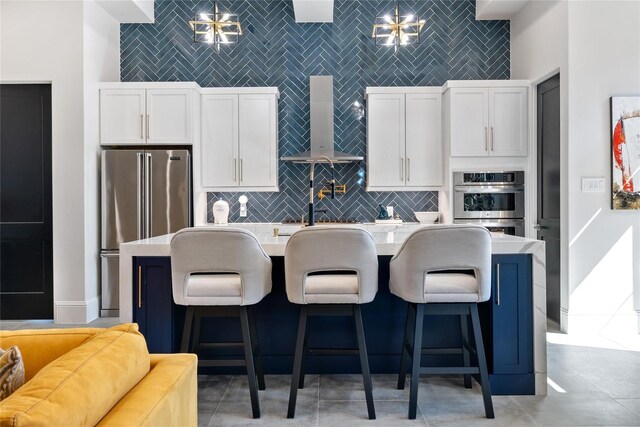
[511,0,640,335]
[566,0,640,336]
[83,1,121,318]
[511,0,570,330]
[1,0,120,323]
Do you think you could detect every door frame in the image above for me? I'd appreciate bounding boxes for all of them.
[528,69,569,332]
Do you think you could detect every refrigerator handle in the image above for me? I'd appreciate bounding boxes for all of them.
[145,153,152,239]
[136,152,144,241]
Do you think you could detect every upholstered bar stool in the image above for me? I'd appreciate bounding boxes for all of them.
[170,227,272,419]
[389,225,494,420]
[285,226,378,420]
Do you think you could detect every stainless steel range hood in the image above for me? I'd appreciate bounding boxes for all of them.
[281,76,363,163]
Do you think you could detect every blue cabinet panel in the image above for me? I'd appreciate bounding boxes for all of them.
[489,254,534,394]
[133,257,183,353]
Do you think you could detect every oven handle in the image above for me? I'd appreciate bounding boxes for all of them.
[454,186,524,194]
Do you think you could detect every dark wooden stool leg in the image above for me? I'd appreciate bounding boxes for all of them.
[470,304,494,419]
[248,306,266,391]
[298,314,310,389]
[398,303,415,390]
[240,306,261,419]
[191,309,202,354]
[354,305,376,420]
[288,306,308,419]
[180,306,194,353]
[460,314,472,389]
[409,303,424,420]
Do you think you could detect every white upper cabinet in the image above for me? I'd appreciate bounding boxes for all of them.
[366,88,443,191]
[446,82,528,157]
[100,89,146,144]
[99,83,197,145]
[198,88,279,192]
[366,93,406,189]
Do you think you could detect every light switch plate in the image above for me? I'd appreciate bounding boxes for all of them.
[581,177,606,192]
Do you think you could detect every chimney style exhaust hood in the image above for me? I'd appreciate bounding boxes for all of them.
[281,76,363,163]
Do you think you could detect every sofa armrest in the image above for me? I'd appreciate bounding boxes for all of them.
[97,354,198,427]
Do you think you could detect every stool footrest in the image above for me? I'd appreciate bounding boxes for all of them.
[309,348,359,356]
[198,359,247,367]
[199,342,244,349]
[420,367,480,375]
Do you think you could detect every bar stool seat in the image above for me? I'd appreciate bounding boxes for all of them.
[285,226,378,420]
[390,225,494,420]
[171,227,272,419]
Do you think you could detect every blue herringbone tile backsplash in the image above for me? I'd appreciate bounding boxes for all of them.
[121,0,510,223]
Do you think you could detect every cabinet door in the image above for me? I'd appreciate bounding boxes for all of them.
[238,94,278,188]
[405,93,442,187]
[146,89,192,145]
[367,94,406,189]
[449,88,489,157]
[133,257,175,353]
[100,89,146,145]
[489,88,527,156]
[492,254,533,375]
[201,94,239,188]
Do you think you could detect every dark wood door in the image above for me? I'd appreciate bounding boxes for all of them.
[0,84,53,319]
[536,75,561,324]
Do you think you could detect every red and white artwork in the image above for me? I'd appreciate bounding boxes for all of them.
[611,96,640,210]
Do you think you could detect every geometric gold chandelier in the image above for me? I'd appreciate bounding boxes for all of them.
[189,1,242,51]
[372,1,426,53]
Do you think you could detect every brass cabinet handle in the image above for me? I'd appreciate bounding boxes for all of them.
[240,158,243,182]
[407,158,411,182]
[496,263,501,306]
[146,114,150,140]
[140,114,144,140]
[491,127,495,151]
[485,127,488,151]
[400,157,404,181]
[233,158,237,181]
[138,265,142,308]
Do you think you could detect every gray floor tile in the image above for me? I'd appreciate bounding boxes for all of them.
[198,375,232,427]
[318,400,427,426]
[616,398,640,417]
[319,374,409,401]
[512,394,640,426]
[415,377,535,426]
[210,375,318,426]
[548,343,640,399]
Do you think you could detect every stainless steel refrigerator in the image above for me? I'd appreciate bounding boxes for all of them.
[100,149,191,317]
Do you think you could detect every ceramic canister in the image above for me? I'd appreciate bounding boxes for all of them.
[212,199,230,224]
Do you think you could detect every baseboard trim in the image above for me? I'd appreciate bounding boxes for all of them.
[55,297,101,324]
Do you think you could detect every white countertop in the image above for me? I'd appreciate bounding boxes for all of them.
[120,222,544,257]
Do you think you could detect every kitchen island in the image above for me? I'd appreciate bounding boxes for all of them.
[119,223,547,395]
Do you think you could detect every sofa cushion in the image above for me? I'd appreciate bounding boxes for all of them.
[0,324,150,427]
[0,347,25,401]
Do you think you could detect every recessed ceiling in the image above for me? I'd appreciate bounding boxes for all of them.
[292,0,334,23]
[476,0,530,20]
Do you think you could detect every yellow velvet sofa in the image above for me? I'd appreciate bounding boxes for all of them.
[0,324,197,427]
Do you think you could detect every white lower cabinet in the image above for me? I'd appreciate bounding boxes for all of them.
[366,88,443,191]
[198,89,279,192]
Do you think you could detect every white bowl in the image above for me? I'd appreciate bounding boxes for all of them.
[414,211,440,224]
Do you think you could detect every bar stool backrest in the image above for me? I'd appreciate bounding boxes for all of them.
[284,226,378,304]
[170,228,272,306]
[389,225,492,303]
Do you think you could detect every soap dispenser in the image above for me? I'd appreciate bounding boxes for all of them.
[213,199,230,225]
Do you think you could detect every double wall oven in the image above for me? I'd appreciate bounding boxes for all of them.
[453,171,525,237]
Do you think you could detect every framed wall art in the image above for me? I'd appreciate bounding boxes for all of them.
[611,96,640,210]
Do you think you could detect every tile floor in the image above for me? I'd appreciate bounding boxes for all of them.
[2,318,639,426]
